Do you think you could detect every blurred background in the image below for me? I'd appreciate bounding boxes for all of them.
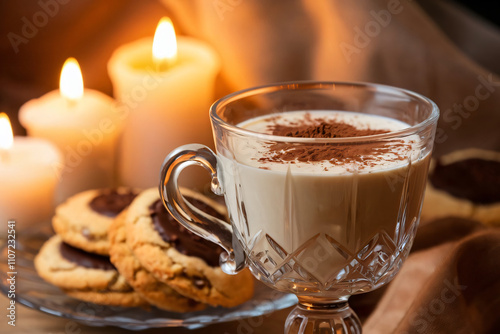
[0,0,499,153]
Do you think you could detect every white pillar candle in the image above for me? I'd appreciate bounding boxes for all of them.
[0,113,62,232]
[108,17,220,190]
[19,58,123,202]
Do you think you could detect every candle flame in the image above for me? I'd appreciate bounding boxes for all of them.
[0,113,14,150]
[60,57,84,101]
[152,17,177,68]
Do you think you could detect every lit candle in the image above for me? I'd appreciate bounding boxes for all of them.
[108,17,221,189]
[0,113,62,231]
[19,58,123,202]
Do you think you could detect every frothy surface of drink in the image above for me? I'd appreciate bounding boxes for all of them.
[235,111,420,174]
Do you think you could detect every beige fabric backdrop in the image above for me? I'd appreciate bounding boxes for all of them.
[161,0,500,157]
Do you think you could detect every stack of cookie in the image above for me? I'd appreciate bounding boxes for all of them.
[35,188,146,307]
[35,187,254,311]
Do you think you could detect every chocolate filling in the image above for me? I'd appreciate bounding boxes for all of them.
[430,158,500,204]
[149,197,225,267]
[59,242,115,270]
[89,189,138,217]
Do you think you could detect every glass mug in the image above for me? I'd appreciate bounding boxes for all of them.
[160,82,439,334]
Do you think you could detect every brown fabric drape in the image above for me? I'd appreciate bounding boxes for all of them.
[161,0,500,157]
[361,218,500,333]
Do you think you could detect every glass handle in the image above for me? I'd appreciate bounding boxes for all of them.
[159,144,245,274]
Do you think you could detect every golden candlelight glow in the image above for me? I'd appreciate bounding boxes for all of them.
[0,112,14,150]
[152,17,177,68]
[59,57,84,102]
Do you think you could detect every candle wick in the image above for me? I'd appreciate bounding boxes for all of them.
[154,56,176,73]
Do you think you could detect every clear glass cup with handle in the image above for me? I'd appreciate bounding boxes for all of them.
[159,81,439,334]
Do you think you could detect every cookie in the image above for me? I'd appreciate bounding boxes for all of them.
[421,148,500,226]
[108,210,206,312]
[124,188,255,308]
[34,235,146,307]
[52,188,139,255]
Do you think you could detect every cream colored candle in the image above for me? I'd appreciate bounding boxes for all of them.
[108,17,220,189]
[0,113,62,231]
[19,58,123,202]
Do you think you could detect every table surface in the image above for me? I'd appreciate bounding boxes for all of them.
[0,293,291,333]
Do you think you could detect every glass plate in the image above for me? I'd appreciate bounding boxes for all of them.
[0,232,297,330]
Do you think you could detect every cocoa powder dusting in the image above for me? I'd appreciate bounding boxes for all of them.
[260,114,409,167]
[271,121,388,138]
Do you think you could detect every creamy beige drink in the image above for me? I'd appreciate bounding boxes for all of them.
[219,111,430,291]
[160,82,438,332]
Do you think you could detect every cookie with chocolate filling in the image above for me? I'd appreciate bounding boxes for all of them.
[52,188,139,255]
[421,149,500,226]
[34,235,146,307]
[124,188,254,308]
[108,210,206,312]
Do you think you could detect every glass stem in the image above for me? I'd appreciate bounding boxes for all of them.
[285,298,362,334]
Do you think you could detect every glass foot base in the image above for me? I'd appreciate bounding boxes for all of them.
[285,300,362,334]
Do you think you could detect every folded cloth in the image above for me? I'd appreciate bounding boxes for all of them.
[363,217,500,333]
[160,0,500,156]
